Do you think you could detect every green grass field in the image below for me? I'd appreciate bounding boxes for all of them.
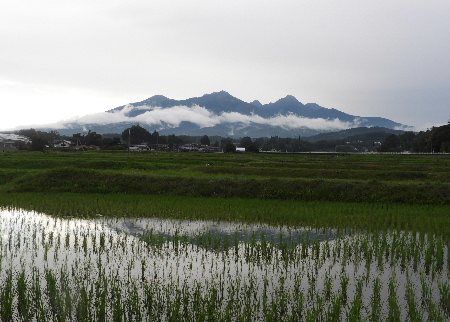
[1,151,448,202]
[0,150,448,236]
[1,151,450,321]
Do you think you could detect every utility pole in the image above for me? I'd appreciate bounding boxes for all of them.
[128,128,131,153]
[430,136,433,153]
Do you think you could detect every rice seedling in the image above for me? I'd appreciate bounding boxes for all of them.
[387,274,401,321]
[439,280,450,318]
[0,270,14,322]
[1,207,449,321]
[369,277,382,322]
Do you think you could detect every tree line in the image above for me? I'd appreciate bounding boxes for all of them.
[378,124,449,153]
[12,123,449,153]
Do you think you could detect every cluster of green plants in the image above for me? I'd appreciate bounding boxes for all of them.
[0,151,448,321]
[1,193,449,239]
[0,151,448,205]
[1,211,449,322]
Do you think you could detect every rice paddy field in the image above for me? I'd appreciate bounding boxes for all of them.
[0,151,449,321]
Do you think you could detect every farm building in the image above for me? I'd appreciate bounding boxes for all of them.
[0,139,17,150]
[53,140,73,148]
[129,144,149,151]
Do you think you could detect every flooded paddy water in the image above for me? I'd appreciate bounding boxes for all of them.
[1,208,449,321]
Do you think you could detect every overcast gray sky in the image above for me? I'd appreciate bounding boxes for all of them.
[1,0,449,132]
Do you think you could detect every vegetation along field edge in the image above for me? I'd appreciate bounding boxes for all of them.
[1,193,449,239]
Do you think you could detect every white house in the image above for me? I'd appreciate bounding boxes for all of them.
[180,144,200,151]
[53,140,73,148]
[129,144,149,151]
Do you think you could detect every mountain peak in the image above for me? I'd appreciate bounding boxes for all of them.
[264,95,304,109]
[202,91,233,99]
[250,100,263,107]
[277,95,301,104]
[149,95,169,100]
[140,95,170,106]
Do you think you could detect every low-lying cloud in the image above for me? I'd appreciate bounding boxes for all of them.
[36,104,363,132]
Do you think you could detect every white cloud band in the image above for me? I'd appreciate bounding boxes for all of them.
[35,104,364,133]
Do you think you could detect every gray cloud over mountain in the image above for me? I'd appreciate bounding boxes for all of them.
[43,104,360,133]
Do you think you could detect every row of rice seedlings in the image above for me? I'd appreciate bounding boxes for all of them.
[1,208,449,321]
[1,265,447,321]
[2,217,447,281]
[2,193,449,240]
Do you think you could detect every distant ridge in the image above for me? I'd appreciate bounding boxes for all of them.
[305,127,406,142]
[41,91,408,137]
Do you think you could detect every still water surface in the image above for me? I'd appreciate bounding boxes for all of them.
[1,208,449,321]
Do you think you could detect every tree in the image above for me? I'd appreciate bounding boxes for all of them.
[84,131,102,146]
[200,135,210,146]
[30,136,48,151]
[17,129,51,151]
[18,129,60,145]
[158,135,168,144]
[245,143,259,153]
[398,131,416,151]
[167,134,184,149]
[224,144,236,153]
[150,131,160,144]
[220,138,233,148]
[239,136,252,148]
[101,137,122,149]
[381,134,401,152]
[412,131,428,153]
[121,125,151,145]
[17,128,38,139]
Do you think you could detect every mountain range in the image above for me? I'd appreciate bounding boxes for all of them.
[43,91,407,137]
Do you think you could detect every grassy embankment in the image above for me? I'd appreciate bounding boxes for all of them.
[0,151,448,235]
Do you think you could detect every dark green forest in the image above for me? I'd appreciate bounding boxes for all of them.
[10,123,450,153]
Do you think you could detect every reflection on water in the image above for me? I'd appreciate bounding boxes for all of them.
[107,217,343,248]
[1,208,449,322]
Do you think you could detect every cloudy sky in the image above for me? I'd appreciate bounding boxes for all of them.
[1,0,449,132]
